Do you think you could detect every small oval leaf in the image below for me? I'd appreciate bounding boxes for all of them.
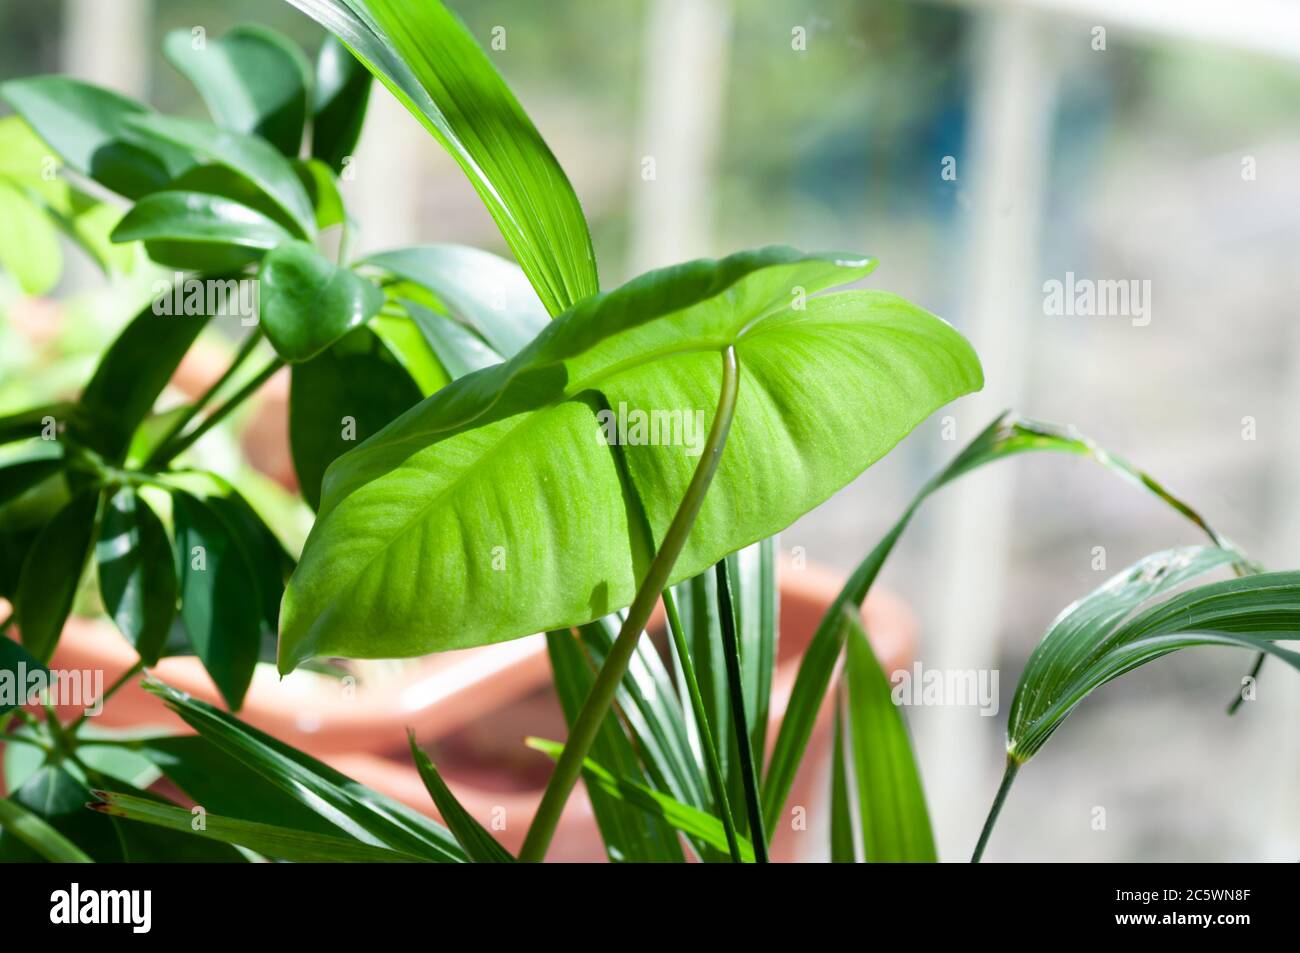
[259,241,385,363]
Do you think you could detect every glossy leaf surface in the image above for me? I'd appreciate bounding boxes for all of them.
[259,240,385,362]
[283,0,598,314]
[163,25,311,156]
[96,486,177,666]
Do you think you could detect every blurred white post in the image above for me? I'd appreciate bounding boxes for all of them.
[627,0,732,274]
[345,88,428,256]
[919,7,1059,859]
[62,0,153,97]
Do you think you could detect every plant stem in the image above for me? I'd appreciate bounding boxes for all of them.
[154,357,284,466]
[971,757,1020,863]
[144,330,263,468]
[518,346,741,863]
[69,659,144,735]
[715,559,769,862]
[662,588,744,862]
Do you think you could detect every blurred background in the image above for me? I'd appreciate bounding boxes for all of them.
[2,0,1298,861]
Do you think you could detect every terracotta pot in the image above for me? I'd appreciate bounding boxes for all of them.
[4,555,914,861]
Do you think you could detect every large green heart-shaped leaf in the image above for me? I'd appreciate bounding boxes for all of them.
[259,240,385,362]
[284,0,598,315]
[280,247,982,671]
[0,77,195,200]
[163,25,311,157]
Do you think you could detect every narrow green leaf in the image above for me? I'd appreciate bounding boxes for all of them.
[527,737,755,862]
[365,244,549,357]
[0,794,93,863]
[545,629,684,862]
[312,34,372,173]
[125,113,315,238]
[91,791,427,863]
[171,490,262,709]
[843,608,936,862]
[579,613,708,818]
[281,247,980,669]
[163,25,311,156]
[715,559,768,858]
[284,0,598,315]
[75,293,212,462]
[829,694,854,863]
[1007,549,1300,762]
[0,76,194,199]
[143,679,466,862]
[96,486,176,665]
[288,326,423,509]
[259,240,384,362]
[406,732,514,863]
[16,490,99,661]
[763,410,1248,830]
[137,735,341,836]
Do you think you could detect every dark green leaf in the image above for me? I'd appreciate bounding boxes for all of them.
[75,294,212,461]
[259,240,384,362]
[138,734,340,835]
[407,732,514,863]
[91,791,427,862]
[163,25,311,156]
[111,191,293,271]
[0,441,64,509]
[125,113,315,238]
[0,636,46,717]
[0,76,194,199]
[284,0,598,315]
[16,490,99,661]
[96,486,177,665]
[143,679,465,861]
[288,325,422,509]
[311,34,372,173]
[0,765,119,862]
[171,490,262,709]
[0,795,93,863]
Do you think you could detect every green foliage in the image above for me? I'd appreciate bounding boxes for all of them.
[0,2,1292,869]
